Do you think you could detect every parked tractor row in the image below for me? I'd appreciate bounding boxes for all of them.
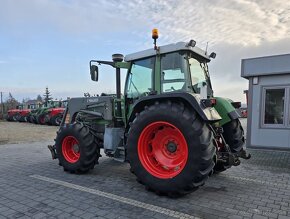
[6,101,67,126]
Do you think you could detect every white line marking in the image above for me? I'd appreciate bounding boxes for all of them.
[225,175,290,188]
[30,174,198,219]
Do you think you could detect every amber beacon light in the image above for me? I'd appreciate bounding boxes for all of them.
[152,28,159,39]
[152,28,159,50]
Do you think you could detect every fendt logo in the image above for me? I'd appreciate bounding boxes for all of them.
[87,98,99,103]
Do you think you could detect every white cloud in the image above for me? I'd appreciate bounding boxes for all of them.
[1,0,289,46]
[1,0,290,103]
[210,37,290,102]
[130,0,290,46]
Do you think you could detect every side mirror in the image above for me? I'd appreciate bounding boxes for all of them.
[90,65,98,81]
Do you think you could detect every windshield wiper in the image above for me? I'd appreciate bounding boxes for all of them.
[200,63,213,89]
[128,73,140,97]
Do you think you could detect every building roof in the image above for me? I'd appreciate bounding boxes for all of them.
[241,53,290,78]
[124,41,211,62]
[25,99,42,105]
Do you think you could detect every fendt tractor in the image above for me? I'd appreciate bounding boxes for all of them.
[49,29,250,197]
[28,103,43,124]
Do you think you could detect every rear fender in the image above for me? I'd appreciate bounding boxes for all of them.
[214,97,240,126]
[50,108,65,117]
[8,110,20,116]
[20,110,31,116]
[127,92,222,128]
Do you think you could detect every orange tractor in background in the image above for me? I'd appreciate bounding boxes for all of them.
[7,107,22,121]
[44,102,67,126]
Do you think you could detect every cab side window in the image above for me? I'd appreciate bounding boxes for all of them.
[126,57,155,98]
[161,52,187,93]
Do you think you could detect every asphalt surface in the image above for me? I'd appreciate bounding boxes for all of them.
[0,119,290,219]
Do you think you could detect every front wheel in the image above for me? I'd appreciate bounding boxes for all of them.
[127,101,215,197]
[55,122,100,173]
[7,115,13,121]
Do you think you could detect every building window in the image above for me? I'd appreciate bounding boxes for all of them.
[263,88,285,125]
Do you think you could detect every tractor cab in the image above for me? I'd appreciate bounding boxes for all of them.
[89,31,218,124]
[16,105,24,110]
[90,41,216,98]
[124,41,216,100]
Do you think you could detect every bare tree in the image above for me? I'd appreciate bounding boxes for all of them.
[6,93,20,110]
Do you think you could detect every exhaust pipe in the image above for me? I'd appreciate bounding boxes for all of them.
[112,54,124,121]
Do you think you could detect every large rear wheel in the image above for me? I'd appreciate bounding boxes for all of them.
[55,122,100,173]
[12,113,20,122]
[37,114,46,125]
[127,101,215,197]
[214,119,245,173]
[33,116,38,124]
[223,119,244,153]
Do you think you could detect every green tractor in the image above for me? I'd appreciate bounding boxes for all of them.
[32,101,59,125]
[28,103,49,124]
[28,104,42,124]
[48,30,250,197]
[29,103,46,124]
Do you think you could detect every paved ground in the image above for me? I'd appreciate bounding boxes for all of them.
[0,119,290,219]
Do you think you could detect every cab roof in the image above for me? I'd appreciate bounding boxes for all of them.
[124,41,211,62]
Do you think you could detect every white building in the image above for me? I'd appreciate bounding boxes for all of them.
[241,54,290,150]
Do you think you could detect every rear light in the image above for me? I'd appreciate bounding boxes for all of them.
[65,113,70,124]
[231,101,241,108]
[201,98,217,108]
[210,98,217,106]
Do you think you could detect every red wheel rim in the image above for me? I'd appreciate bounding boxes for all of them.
[62,136,80,163]
[138,121,188,179]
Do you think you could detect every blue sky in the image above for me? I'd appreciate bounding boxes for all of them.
[1,0,290,103]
